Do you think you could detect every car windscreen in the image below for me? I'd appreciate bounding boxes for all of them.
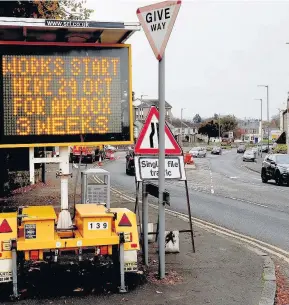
[276,155,289,164]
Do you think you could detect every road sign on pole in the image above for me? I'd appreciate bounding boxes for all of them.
[134,106,182,155]
[137,1,181,60]
[137,0,182,279]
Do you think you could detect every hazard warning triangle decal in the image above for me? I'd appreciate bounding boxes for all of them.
[134,106,182,155]
[0,219,12,233]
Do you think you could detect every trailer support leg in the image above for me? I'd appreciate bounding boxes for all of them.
[12,247,18,299]
[119,233,127,293]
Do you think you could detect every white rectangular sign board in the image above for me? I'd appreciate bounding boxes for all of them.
[135,156,186,182]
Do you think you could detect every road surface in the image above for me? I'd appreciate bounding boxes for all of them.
[102,150,289,251]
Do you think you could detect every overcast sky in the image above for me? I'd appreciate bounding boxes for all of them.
[87,0,289,120]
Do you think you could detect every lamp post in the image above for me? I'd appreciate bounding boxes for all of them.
[181,108,185,146]
[218,114,221,143]
[258,85,269,151]
[287,92,289,154]
[140,94,148,120]
[254,98,263,157]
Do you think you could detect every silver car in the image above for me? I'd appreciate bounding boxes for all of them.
[243,150,256,162]
[189,147,206,158]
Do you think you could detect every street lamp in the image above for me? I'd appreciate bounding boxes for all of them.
[218,113,221,143]
[140,94,148,120]
[181,108,186,146]
[254,98,263,157]
[257,85,269,151]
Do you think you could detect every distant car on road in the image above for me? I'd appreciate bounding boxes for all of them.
[237,145,246,153]
[189,147,206,158]
[125,150,135,175]
[211,146,222,155]
[261,154,289,186]
[243,150,256,162]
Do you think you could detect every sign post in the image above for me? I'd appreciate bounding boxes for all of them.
[137,0,182,279]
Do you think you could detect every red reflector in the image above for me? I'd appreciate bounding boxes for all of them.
[119,214,132,227]
[0,219,12,233]
[131,243,138,248]
[0,253,2,257]
[100,246,108,255]
[30,250,39,260]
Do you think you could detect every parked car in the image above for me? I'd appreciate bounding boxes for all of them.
[243,150,256,162]
[237,145,246,153]
[125,150,135,175]
[189,147,206,158]
[261,154,289,186]
[211,146,222,155]
[105,145,117,152]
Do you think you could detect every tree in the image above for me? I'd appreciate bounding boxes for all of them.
[213,113,219,120]
[0,0,93,20]
[220,115,238,132]
[198,120,219,144]
[193,113,202,123]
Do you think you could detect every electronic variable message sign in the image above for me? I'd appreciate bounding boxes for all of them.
[0,44,132,148]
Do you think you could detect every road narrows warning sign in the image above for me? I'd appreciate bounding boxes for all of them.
[136,1,182,60]
[134,106,182,155]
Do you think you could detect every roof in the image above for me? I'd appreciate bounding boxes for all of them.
[135,99,172,109]
[0,17,140,43]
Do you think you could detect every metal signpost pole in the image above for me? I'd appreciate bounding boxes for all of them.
[158,53,166,279]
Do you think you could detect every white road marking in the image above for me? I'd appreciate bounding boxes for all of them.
[99,184,289,264]
[230,176,238,179]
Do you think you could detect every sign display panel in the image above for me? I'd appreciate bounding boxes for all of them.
[0,44,131,147]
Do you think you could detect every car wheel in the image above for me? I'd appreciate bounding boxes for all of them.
[261,169,268,183]
[275,172,283,186]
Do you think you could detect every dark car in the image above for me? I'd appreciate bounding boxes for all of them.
[261,154,289,186]
[126,150,135,175]
[211,146,222,155]
[237,145,246,153]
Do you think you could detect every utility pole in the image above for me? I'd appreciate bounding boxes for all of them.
[181,108,185,146]
[287,92,289,154]
[218,114,221,143]
[140,94,148,120]
[255,98,263,157]
[258,85,269,151]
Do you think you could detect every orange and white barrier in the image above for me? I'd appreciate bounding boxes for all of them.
[184,153,194,165]
[109,151,115,160]
[98,155,103,166]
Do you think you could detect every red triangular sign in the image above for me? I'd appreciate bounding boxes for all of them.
[135,106,182,155]
[119,213,132,227]
[136,1,182,60]
[0,219,12,233]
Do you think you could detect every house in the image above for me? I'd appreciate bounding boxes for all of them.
[237,118,262,142]
[133,99,173,122]
[172,119,199,144]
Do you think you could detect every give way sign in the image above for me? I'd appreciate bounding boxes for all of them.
[136,1,182,60]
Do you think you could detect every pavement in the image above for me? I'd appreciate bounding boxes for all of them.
[0,161,270,304]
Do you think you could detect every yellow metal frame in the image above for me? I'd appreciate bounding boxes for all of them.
[0,43,134,148]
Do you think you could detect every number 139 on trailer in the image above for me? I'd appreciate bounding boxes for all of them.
[88,222,108,230]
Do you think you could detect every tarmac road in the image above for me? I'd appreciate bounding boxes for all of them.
[102,150,289,251]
